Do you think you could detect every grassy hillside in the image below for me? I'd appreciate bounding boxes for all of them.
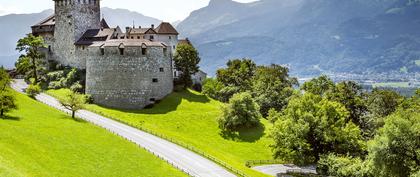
[47,89,274,177]
[0,91,186,177]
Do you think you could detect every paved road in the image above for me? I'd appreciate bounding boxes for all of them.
[252,164,317,176]
[11,79,236,177]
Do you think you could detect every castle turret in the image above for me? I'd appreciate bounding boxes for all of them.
[53,0,101,68]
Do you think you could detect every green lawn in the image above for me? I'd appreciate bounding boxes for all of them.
[0,91,187,177]
[373,82,411,88]
[47,89,274,177]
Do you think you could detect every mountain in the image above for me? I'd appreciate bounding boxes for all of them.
[0,8,161,69]
[178,0,420,76]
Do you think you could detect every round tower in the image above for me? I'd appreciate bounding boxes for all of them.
[53,0,101,68]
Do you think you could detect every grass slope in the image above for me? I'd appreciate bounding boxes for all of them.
[0,91,186,177]
[48,89,274,177]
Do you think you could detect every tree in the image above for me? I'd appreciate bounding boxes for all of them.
[0,67,11,93]
[301,75,335,96]
[367,94,420,177]
[59,90,86,119]
[0,68,17,117]
[217,92,261,132]
[16,34,46,84]
[269,93,365,165]
[0,92,17,117]
[173,44,201,88]
[202,78,224,100]
[252,64,297,117]
[327,81,369,131]
[216,59,256,92]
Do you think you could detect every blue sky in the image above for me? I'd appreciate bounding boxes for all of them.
[0,0,257,21]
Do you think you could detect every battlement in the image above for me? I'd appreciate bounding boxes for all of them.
[54,0,100,6]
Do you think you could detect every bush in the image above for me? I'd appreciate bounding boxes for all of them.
[70,82,83,93]
[26,84,41,98]
[85,94,94,104]
[317,154,371,177]
[217,92,261,132]
[192,83,202,92]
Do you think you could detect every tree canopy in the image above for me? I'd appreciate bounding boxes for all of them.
[173,44,201,88]
[16,34,46,84]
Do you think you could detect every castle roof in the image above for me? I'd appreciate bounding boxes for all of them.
[32,15,55,27]
[100,18,110,29]
[129,28,156,35]
[92,39,167,48]
[75,28,117,45]
[155,22,179,35]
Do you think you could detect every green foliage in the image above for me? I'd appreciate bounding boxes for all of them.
[252,64,297,116]
[26,84,41,98]
[269,93,365,165]
[58,90,86,119]
[327,81,369,131]
[174,44,201,88]
[218,92,261,132]
[0,92,17,117]
[301,75,334,96]
[367,97,420,177]
[47,68,84,91]
[0,67,11,92]
[202,78,224,99]
[16,34,46,84]
[216,59,256,92]
[317,154,371,177]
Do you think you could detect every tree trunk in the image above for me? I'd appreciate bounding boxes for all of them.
[32,57,38,84]
[1,109,4,117]
[72,111,75,119]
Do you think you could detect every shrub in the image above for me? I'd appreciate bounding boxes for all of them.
[192,83,202,92]
[85,94,94,104]
[70,82,83,93]
[317,154,371,177]
[217,92,261,132]
[26,84,41,98]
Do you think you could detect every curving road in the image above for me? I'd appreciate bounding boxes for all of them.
[11,79,236,177]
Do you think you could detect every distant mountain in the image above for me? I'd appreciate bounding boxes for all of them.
[0,8,161,69]
[178,0,420,76]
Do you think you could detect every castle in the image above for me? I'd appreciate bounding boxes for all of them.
[31,0,206,109]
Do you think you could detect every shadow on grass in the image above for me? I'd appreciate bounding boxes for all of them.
[93,89,211,115]
[0,115,21,121]
[220,123,266,143]
[59,115,87,123]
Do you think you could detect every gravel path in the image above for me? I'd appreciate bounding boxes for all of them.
[252,164,317,176]
[11,79,236,177]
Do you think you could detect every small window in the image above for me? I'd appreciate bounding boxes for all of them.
[149,98,156,102]
[82,46,85,50]
[169,36,172,40]
[137,36,140,39]
[152,78,158,83]
[119,48,124,55]
[142,48,147,55]
[163,48,167,56]
[174,71,177,77]
[100,48,105,55]
[150,35,154,40]
[173,46,176,49]
[159,68,164,72]
[48,45,51,52]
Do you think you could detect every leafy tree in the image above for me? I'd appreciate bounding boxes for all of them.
[218,92,261,132]
[0,92,17,117]
[59,90,86,119]
[0,67,11,93]
[301,75,335,96]
[173,44,201,89]
[317,154,371,177]
[0,68,17,117]
[252,64,297,117]
[327,81,369,131]
[16,34,46,84]
[202,78,224,100]
[216,59,256,92]
[269,93,365,165]
[367,94,420,177]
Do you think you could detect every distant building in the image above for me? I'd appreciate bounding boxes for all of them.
[30,0,203,109]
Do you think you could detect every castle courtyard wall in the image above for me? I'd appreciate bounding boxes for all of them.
[85,46,173,109]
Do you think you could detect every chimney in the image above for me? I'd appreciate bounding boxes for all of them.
[151,24,155,29]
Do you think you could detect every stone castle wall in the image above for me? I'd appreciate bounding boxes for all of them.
[85,46,174,109]
[53,0,100,69]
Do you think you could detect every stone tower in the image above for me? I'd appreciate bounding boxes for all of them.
[53,0,101,68]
